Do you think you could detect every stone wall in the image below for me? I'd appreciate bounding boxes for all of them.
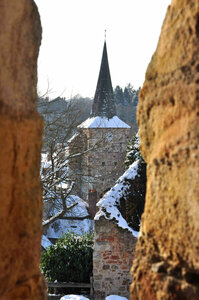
[0,1,46,299]
[88,190,98,218]
[69,127,130,202]
[131,1,199,299]
[94,217,137,299]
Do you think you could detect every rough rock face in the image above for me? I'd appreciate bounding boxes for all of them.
[131,1,199,299]
[0,1,46,299]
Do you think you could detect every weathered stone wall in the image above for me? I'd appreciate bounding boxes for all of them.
[84,128,130,201]
[131,1,199,299]
[68,127,130,202]
[94,217,137,299]
[88,190,98,218]
[0,1,46,299]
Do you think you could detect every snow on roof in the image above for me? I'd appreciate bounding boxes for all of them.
[41,235,53,249]
[105,296,128,300]
[65,195,89,217]
[94,160,139,238]
[46,218,94,239]
[78,116,131,129]
[46,195,94,239]
[67,132,79,143]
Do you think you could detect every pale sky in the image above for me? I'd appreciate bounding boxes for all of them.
[35,0,171,99]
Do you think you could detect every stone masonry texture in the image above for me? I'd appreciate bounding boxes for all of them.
[69,127,130,201]
[0,1,46,299]
[131,1,199,299]
[94,217,137,300]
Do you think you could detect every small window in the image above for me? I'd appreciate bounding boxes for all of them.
[102,162,105,166]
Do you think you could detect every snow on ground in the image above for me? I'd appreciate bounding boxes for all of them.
[95,160,139,238]
[60,295,128,300]
[78,116,130,128]
[46,195,94,239]
[105,296,128,300]
[60,295,89,300]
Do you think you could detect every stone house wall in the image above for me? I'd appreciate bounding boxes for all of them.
[93,217,137,300]
[88,190,98,218]
[68,127,130,202]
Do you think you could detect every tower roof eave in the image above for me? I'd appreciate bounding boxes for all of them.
[78,115,131,129]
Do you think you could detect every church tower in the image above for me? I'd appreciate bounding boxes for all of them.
[91,40,116,119]
[68,39,131,202]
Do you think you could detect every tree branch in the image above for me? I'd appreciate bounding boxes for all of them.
[42,181,76,229]
[60,215,92,220]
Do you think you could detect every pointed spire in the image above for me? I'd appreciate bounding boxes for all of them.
[91,40,116,119]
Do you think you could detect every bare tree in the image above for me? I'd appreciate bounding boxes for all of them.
[39,96,128,230]
[39,98,101,228]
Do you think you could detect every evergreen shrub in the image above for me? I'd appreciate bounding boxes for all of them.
[119,134,146,231]
[41,232,93,283]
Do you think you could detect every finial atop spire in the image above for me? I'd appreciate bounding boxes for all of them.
[104,29,106,41]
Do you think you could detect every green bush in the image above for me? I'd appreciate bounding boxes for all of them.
[120,134,146,231]
[41,232,93,283]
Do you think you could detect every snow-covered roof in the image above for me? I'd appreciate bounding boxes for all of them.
[46,195,94,239]
[95,161,139,238]
[46,218,94,239]
[41,235,53,249]
[78,116,131,129]
[63,195,89,217]
[67,132,79,143]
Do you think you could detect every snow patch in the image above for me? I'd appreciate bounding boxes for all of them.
[105,296,128,300]
[60,295,127,300]
[95,161,139,238]
[41,235,53,249]
[41,153,51,170]
[46,218,94,239]
[46,195,94,239]
[78,116,130,128]
[60,295,89,300]
[64,195,89,217]
[68,132,79,143]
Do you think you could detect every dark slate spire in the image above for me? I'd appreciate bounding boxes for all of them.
[91,41,116,119]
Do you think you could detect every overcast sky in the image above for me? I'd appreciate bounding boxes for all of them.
[35,0,171,99]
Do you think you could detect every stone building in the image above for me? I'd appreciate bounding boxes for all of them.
[93,161,139,299]
[68,40,131,203]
